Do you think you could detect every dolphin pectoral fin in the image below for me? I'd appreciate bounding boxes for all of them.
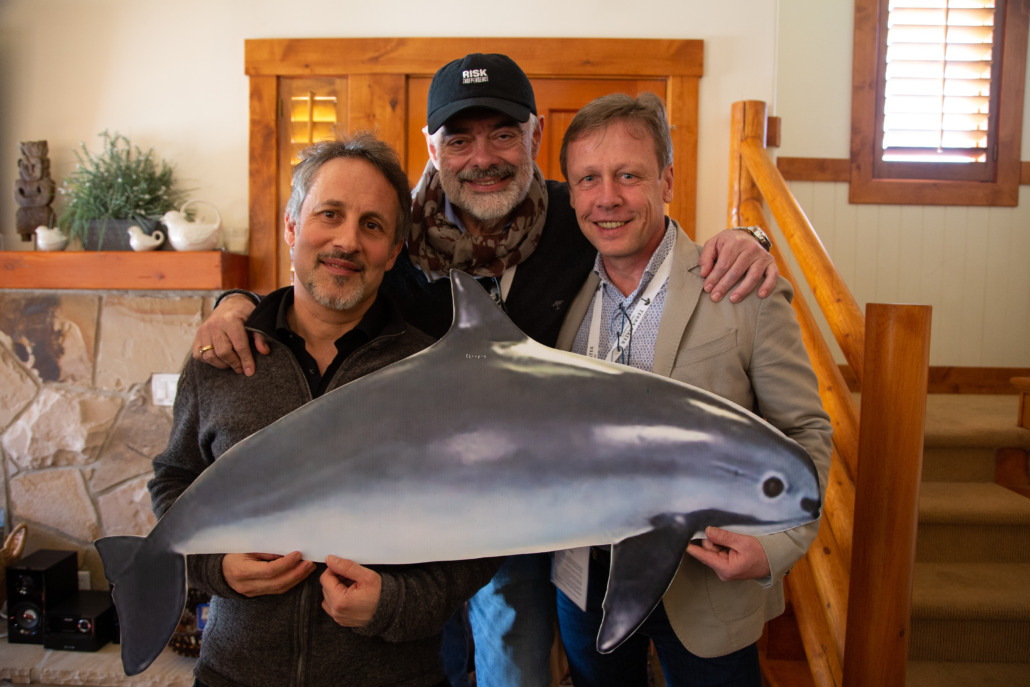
[597,515,697,654]
[95,536,186,676]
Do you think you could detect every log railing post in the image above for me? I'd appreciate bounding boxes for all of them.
[843,303,932,687]
[728,100,767,228]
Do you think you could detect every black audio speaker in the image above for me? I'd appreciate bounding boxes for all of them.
[44,590,117,652]
[6,549,77,644]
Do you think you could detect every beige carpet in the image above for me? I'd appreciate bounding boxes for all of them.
[923,394,1030,449]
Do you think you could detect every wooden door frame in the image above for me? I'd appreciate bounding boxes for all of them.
[245,37,704,293]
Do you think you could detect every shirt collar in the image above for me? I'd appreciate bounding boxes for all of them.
[246,286,388,346]
[443,195,468,232]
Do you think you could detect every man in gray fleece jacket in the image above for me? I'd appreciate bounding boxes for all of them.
[148,133,501,687]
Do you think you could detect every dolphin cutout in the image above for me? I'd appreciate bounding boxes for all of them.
[95,269,821,675]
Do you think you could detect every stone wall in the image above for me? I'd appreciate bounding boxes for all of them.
[0,290,214,588]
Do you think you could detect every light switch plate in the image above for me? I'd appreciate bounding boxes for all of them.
[152,373,180,406]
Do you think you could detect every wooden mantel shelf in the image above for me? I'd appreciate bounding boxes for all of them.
[0,251,248,290]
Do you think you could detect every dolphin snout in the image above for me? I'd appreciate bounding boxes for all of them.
[801,497,821,519]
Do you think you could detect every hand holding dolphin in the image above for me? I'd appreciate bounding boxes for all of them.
[686,526,772,582]
[222,551,316,597]
[320,556,383,628]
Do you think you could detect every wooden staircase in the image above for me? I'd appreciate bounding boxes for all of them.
[728,98,1030,685]
[907,394,1030,687]
[761,394,1030,686]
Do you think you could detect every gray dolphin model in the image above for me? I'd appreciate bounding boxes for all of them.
[95,269,821,676]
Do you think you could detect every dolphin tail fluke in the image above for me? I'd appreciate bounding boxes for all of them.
[596,515,698,653]
[95,535,186,676]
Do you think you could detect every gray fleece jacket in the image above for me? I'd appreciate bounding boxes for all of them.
[149,288,502,687]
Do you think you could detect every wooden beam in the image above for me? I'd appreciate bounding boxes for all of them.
[777,157,850,182]
[778,157,1030,184]
[840,365,1030,394]
[245,38,704,78]
[248,75,279,294]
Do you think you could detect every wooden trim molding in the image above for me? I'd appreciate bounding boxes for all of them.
[780,157,1030,185]
[840,365,1030,394]
[245,38,704,78]
[777,157,850,182]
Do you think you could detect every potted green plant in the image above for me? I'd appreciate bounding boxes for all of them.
[59,131,188,250]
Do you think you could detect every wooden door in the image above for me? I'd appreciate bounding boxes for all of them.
[247,38,703,292]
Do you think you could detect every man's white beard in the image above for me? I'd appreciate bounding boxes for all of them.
[438,161,533,224]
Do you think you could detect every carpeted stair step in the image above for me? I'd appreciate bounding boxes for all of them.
[917,482,1030,563]
[921,446,997,482]
[923,395,1030,450]
[909,562,1030,663]
[907,660,1030,687]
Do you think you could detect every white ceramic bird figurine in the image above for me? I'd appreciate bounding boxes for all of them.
[127,225,165,251]
[163,200,222,251]
[35,225,68,251]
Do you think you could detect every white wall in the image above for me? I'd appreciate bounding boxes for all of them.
[4,0,1027,367]
[775,0,1030,368]
[0,0,777,252]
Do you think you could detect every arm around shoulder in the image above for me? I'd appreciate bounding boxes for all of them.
[193,292,266,376]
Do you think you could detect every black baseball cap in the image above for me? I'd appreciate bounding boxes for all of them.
[426,53,537,134]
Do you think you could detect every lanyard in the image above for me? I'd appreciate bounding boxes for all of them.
[586,246,674,363]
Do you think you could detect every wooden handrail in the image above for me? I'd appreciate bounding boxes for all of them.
[739,198,860,482]
[738,136,866,382]
[790,557,844,686]
[729,100,932,687]
[729,101,866,383]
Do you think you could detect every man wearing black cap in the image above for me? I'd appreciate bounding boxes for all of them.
[190,53,778,687]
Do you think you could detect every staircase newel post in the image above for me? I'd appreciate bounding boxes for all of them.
[728,100,766,228]
[843,303,932,687]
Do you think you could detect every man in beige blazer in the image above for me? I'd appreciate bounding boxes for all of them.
[553,92,833,686]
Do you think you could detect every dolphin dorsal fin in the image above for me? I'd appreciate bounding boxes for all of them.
[447,269,530,343]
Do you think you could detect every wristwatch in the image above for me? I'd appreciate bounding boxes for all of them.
[733,225,771,252]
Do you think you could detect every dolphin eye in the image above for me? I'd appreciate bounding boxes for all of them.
[762,476,785,499]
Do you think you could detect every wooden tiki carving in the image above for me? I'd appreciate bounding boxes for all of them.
[15,140,56,241]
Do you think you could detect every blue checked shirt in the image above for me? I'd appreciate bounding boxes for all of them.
[572,220,677,372]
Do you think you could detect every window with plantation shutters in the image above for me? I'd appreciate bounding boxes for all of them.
[850,0,1028,205]
[878,1,999,179]
[281,78,345,166]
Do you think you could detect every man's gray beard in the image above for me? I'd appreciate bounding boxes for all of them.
[306,271,367,312]
[438,162,533,223]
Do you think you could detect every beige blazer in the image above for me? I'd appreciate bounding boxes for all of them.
[555,228,833,658]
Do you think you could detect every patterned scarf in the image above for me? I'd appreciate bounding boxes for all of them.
[407,161,548,280]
